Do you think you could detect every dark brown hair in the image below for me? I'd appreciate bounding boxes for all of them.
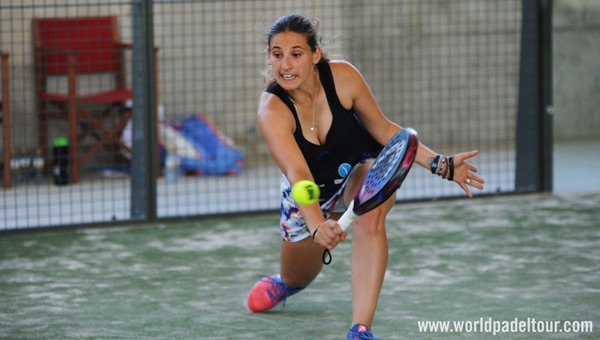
[268,14,320,52]
[263,14,330,86]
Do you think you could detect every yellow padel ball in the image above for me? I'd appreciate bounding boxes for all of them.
[291,180,320,205]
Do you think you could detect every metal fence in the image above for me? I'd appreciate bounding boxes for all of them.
[0,0,552,231]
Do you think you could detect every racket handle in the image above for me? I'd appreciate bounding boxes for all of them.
[337,200,357,231]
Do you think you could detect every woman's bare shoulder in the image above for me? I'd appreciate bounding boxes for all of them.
[257,91,294,129]
[328,59,360,76]
[327,60,366,106]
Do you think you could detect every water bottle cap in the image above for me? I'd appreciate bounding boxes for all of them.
[53,136,69,147]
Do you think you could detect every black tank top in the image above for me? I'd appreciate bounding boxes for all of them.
[266,61,382,199]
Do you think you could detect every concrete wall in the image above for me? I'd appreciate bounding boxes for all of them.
[0,0,523,163]
[2,0,595,164]
[553,0,600,141]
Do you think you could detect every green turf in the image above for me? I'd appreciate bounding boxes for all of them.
[1,193,598,339]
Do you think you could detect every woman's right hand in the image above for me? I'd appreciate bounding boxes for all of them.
[313,220,347,250]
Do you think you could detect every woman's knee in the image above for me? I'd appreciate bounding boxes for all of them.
[352,197,395,236]
[353,210,387,236]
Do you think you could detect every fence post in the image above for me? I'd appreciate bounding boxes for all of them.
[539,0,553,192]
[131,0,157,221]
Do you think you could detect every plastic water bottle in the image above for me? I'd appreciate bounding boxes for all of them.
[53,136,69,186]
[164,147,180,184]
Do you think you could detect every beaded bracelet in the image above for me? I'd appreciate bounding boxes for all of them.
[438,157,448,178]
[431,154,455,181]
[431,154,447,176]
[446,156,454,181]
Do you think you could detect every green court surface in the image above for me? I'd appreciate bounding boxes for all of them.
[1,193,598,339]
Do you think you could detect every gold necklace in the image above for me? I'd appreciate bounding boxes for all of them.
[289,70,319,131]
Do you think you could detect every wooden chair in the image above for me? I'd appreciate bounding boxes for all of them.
[1,51,11,189]
[33,16,159,183]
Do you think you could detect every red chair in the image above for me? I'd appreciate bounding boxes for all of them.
[1,51,11,188]
[33,16,159,183]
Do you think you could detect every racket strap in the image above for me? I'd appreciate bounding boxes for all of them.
[312,224,333,264]
[322,249,332,265]
[311,224,321,239]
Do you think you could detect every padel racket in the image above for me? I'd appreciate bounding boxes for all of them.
[324,127,418,264]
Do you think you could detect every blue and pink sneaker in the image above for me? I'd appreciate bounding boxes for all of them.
[347,324,381,340]
[246,274,305,312]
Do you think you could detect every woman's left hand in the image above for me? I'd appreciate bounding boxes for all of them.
[452,150,485,198]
